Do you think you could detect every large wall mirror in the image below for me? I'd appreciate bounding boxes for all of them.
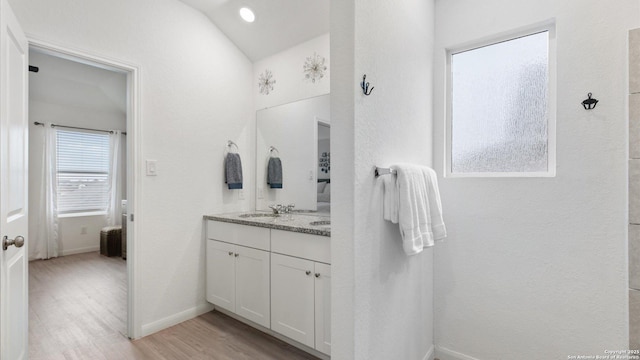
[256,94,330,212]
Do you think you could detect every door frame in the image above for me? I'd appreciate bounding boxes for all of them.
[27,36,143,339]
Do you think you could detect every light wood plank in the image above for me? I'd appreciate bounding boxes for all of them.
[30,252,318,359]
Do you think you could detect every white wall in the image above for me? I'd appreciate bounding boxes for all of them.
[331,0,435,359]
[254,33,329,111]
[433,1,638,359]
[10,0,254,337]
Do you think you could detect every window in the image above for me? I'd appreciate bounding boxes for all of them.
[56,130,110,214]
[447,29,555,176]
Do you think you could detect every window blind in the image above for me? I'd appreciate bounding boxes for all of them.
[56,129,110,214]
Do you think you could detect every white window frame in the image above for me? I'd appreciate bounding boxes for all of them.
[445,22,557,178]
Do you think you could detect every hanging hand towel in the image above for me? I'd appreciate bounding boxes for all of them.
[395,164,446,255]
[224,152,243,189]
[267,157,283,189]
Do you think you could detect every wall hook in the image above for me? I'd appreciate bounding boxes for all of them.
[582,92,598,110]
[361,74,374,96]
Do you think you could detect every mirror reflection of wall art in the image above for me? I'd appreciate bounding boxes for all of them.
[319,151,330,175]
[303,52,327,83]
[258,69,276,95]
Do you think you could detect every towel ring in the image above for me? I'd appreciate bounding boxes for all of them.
[269,146,280,157]
[227,140,239,152]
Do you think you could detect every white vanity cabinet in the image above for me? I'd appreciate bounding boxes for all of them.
[270,229,331,356]
[205,219,331,357]
[206,221,270,328]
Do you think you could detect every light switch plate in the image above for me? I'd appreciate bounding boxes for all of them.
[146,160,158,176]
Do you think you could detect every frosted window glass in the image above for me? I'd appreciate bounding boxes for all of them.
[451,31,549,174]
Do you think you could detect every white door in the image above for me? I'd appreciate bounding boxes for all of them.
[235,246,270,328]
[314,262,331,355]
[0,0,28,358]
[206,240,235,312]
[270,253,314,348]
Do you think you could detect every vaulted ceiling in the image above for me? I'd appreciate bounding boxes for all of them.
[179,0,330,61]
[29,50,127,116]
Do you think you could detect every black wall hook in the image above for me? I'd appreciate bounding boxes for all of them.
[582,93,598,110]
[361,74,374,96]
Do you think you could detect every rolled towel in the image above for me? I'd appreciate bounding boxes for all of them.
[267,157,283,189]
[224,153,243,189]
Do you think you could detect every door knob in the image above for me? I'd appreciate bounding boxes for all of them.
[3,235,24,251]
[315,273,320,278]
[306,270,311,276]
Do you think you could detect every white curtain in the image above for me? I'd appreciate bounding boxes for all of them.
[30,123,59,260]
[106,131,122,226]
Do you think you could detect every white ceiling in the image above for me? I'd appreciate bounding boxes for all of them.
[29,50,127,115]
[180,0,330,61]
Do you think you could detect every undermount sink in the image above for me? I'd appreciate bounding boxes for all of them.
[239,213,279,218]
[309,220,330,226]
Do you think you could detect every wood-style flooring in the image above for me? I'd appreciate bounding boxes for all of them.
[29,252,318,360]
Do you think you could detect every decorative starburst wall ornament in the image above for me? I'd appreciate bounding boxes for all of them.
[258,69,276,95]
[303,52,327,83]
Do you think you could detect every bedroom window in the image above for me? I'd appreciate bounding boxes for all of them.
[56,129,110,215]
[446,27,555,177]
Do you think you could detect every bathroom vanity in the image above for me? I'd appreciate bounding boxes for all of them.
[203,212,331,358]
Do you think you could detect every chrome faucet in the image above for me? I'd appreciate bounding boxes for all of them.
[269,204,295,215]
[268,204,283,214]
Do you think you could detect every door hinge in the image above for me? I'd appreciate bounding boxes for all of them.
[130,214,134,221]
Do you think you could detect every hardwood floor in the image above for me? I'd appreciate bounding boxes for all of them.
[29,252,318,360]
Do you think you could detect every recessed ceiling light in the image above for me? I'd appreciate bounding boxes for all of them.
[239,7,255,23]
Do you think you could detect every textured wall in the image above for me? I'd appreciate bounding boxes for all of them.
[9,0,254,336]
[331,0,435,359]
[433,0,638,358]
[253,33,329,111]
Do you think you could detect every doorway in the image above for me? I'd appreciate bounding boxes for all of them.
[26,41,140,355]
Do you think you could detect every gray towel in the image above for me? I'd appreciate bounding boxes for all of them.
[225,153,243,189]
[267,157,282,189]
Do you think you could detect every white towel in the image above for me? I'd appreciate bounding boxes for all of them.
[395,164,446,255]
[382,174,398,223]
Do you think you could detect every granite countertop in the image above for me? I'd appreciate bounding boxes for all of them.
[204,211,331,237]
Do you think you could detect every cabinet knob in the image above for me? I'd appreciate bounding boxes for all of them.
[235,253,239,257]
[315,273,320,278]
[228,251,233,256]
[306,270,311,276]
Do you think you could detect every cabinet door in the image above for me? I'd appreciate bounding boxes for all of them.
[206,240,236,312]
[235,246,270,328]
[271,253,315,348]
[314,262,331,355]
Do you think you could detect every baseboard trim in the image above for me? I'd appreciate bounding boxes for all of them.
[140,302,213,337]
[424,344,435,360]
[435,346,481,360]
[60,246,100,256]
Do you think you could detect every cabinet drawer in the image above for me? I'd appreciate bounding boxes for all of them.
[271,229,330,264]
[207,221,270,251]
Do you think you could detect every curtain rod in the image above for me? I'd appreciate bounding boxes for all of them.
[33,122,127,135]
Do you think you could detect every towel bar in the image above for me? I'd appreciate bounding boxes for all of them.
[375,167,396,177]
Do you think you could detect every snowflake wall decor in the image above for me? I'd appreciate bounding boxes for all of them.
[303,52,327,83]
[258,69,276,95]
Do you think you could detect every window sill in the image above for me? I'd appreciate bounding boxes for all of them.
[58,211,107,218]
